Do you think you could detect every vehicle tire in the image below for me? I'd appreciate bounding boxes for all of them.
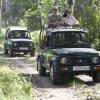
[92,71,100,82]
[9,49,14,57]
[63,73,73,84]
[4,48,8,55]
[50,66,62,85]
[38,60,46,76]
[30,49,35,57]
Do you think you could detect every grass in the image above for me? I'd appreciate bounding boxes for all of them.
[0,28,34,99]
[0,57,34,100]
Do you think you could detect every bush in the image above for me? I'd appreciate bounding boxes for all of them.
[0,56,5,65]
[31,30,40,48]
[0,66,33,100]
[92,39,100,50]
[0,28,5,44]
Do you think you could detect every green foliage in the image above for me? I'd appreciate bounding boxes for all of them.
[23,0,54,31]
[31,30,40,48]
[2,0,33,26]
[0,28,5,44]
[2,0,100,47]
[24,6,41,31]
[0,66,33,100]
[0,56,5,65]
[92,39,100,50]
[75,0,100,41]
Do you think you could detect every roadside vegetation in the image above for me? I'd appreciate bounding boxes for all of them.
[0,57,34,100]
[0,26,34,100]
[0,28,5,44]
[31,30,40,49]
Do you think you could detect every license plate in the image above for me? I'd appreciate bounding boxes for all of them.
[73,66,90,71]
[19,47,28,50]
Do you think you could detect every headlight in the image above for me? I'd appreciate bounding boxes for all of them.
[92,57,98,64]
[13,43,17,46]
[61,58,67,64]
[30,43,33,46]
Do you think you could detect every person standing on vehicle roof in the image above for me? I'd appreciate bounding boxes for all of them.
[47,6,63,28]
[62,9,79,27]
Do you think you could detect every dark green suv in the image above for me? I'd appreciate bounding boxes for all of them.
[37,27,100,85]
[4,26,35,57]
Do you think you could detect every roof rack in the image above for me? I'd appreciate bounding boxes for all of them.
[44,26,88,34]
[7,26,28,31]
[45,26,85,31]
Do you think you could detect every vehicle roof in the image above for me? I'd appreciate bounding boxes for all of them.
[7,26,28,31]
[46,27,87,34]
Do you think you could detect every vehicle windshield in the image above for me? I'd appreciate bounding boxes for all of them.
[8,30,31,39]
[52,31,89,48]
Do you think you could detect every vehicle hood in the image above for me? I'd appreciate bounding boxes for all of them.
[10,39,33,42]
[52,48,99,55]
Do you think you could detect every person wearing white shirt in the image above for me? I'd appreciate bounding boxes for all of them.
[63,9,79,27]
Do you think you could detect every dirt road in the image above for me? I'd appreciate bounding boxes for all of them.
[2,54,94,100]
[1,51,100,100]
[4,55,80,100]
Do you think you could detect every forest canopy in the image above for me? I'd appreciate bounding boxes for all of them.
[1,0,100,48]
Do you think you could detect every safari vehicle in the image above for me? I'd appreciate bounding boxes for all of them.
[37,27,100,85]
[4,26,35,57]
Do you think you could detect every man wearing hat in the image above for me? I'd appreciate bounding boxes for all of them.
[47,6,63,28]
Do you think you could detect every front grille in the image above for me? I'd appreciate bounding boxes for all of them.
[59,55,95,66]
[15,41,30,47]
[70,56,91,65]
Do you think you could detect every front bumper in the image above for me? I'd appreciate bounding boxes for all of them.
[56,65,100,73]
[11,46,35,52]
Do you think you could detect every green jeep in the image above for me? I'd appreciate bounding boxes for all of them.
[4,26,35,57]
[37,27,100,85]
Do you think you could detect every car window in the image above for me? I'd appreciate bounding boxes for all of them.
[8,30,31,39]
[52,31,88,48]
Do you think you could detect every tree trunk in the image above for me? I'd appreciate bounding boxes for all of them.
[68,0,74,15]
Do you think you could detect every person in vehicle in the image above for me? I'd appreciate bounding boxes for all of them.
[63,9,79,27]
[47,6,63,28]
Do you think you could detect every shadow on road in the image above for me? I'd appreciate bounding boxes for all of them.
[21,73,96,89]
[0,51,27,58]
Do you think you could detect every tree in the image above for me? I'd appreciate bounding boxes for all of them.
[2,0,100,46]
[75,0,100,41]
[2,0,33,26]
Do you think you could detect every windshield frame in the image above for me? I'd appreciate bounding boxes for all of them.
[51,31,89,49]
[8,30,31,39]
